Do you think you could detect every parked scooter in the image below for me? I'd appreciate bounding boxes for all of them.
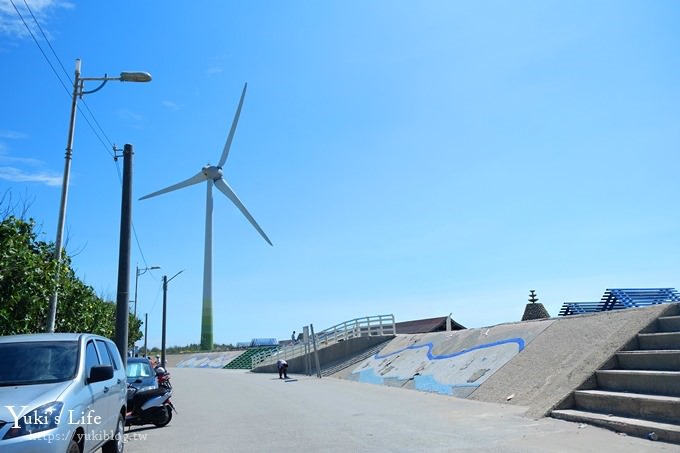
[155,366,173,390]
[126,383,176,427]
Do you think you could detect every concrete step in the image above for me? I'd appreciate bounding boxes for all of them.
[658,315,680,333]
[663,304,680,316]
[573,390,680,425]
[596,370,680,396]
[616,350,680,371]
[551,409,680,444]
[638,332,680,350]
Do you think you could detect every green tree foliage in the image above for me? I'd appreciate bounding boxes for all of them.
[0,215,56,333]
[0,212,142,347]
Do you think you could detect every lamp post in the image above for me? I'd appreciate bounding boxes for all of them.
[132,265,159,357]
[134,265,161,318]
[162,270,184,368]
[46,58,152,333]
[143,313,149,357]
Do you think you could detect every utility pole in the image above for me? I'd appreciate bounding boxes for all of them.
[132,264,160,354]
[115,144,133,366]
[47,60,151,332]
[161,270,184,368]
[46,60,80,333]
[143,313,148,357]
[162,276,167,368]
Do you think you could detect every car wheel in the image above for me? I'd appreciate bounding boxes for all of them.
[67,439,81,453]
[153,405,172,427]
[102,413,125,453]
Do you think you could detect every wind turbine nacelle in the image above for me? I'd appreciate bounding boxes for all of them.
[202,165,224,180]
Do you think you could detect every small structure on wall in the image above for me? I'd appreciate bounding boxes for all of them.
[521,290,550,321]
[396,315,466,334]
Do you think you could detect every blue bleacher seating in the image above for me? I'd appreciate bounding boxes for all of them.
[558,288,680,316]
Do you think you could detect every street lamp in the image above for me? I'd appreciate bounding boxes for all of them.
[162,270,184,368]
[46,59,152,333]
[134,265,161,318]
[132,265,160,357]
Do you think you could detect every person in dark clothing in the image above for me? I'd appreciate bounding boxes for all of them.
[277,359,289,379]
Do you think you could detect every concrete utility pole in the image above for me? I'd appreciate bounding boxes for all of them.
[162,275,167,368]
[115,144,133,366]
[47,59,151,332]
[144,313,148,356]
[161,270,184,368]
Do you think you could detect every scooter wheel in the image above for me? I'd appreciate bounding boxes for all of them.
[153,405,172,427]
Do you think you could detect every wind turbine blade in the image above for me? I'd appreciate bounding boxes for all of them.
[139,171,207,200]
[214,178,273,246]
[218,82,247,168]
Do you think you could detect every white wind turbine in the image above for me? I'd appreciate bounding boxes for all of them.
[140,83,272,351]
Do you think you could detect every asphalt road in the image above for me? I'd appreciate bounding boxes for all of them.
[123,368,673,452]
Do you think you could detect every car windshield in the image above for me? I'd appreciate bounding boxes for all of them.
[126,361,154,379]
[0,341,79,386]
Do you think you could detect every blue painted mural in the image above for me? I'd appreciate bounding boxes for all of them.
[374,338,525,361]
[348,326,542,398]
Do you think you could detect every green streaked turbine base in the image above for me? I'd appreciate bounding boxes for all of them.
[201,297,213,351]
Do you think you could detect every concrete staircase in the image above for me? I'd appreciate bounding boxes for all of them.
[551,304,680,444]
[224,347,277,370]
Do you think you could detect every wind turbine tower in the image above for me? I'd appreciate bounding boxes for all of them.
[140,83,272,350]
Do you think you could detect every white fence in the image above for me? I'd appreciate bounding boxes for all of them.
[251,314,395,369]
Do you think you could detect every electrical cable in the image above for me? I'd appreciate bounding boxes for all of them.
[12,0,157,303]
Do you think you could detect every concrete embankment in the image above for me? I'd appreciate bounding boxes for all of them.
[170,351,243,368]
[336,304,671,417]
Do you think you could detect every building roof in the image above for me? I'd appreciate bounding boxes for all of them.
[395,316,465,334]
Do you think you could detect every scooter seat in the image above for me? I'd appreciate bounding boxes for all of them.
[128,387,168,406]
[135,387,167,398]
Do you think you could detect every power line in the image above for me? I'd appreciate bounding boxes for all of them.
[12,0,157,303]
[21,0,71,84]
[9,0,71,98]
[80,102,116,156]
[16,0,115,159]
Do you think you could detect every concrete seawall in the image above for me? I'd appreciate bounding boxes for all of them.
[340,319,552,398]
[336,304,674,417]
[165,304,675,419]
[171,351,243,368]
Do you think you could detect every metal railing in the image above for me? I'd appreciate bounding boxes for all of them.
[251,314,395,369]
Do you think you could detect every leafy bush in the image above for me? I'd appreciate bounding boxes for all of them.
[0,208,142,346]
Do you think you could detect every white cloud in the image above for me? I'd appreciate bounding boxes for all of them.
[205,65,224,75]
[0,129,28,139]
[205,55,227,76]
[0,166,61,186]
[0,133,41,166]
[0,151,43,166]
[162,100,180,112]
[0,137,61,186]
[117,109,143,122]
[0,0,73,39]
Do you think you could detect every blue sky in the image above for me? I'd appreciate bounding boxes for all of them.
[1,1,679,348]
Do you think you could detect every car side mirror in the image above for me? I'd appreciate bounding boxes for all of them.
[88,365,114,384]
